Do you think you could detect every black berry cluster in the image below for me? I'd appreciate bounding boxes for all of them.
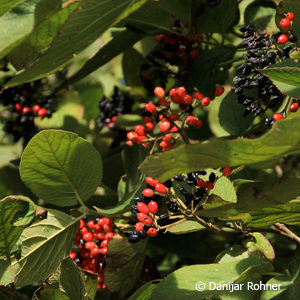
[96,86,134,148]
[0,81,54,142]
[70,217,115,290]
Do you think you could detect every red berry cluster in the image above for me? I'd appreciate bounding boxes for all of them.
[277,12,296,44]
[69,217,115,290]
[125,86,224,151]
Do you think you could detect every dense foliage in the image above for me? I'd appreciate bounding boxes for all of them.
[0,0,300,299]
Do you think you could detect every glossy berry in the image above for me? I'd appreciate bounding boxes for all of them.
[148,201,158,214]
[197,179,207,189]
[159,98,169,106]
[154,87,165,98]
[286,12,295,21]
[127,131,138,141]
[32,105,40,113]
[277,34,289,44]
[280,18,291,30]
[142,188,154,198]
[38,108,47,117]
[159,121,171,132]
[201,97,210,106]
[14,103,22,112]
[135,125,145,136]
[215,87,225,97]
[183,94,193,105]
[155,183,167,194]
[83,232,93,241]
[186,115,196,125]
[137,213,153,225]
[145,103,157,115]
[193,92,204,100]
[22,107,31,114]
[145,176,159,187]
[272,113,284,121]
[222,167,233,177]
[290,103,299,112]
[147,227,158,237]
[193,119,203,128]
[100,247,108,255]
[137,202,149,214]
[135,222,144,231]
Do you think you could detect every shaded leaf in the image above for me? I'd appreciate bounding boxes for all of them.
[127,280,159,300]
[166,220,205,234]
[0,259,15,286]
[0,0,25,17]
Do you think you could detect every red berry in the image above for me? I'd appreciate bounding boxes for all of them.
[159,140,168,148]
[197,179,208,189]
[31,104,39,113]
[98,217,112,226]
[14,103,22,112]
[155,34,164,43]
[171,93,182,104]
[148,201,158,214]
[137,202,150,214]
[135,125,145,136]
[183,94,193,105]
[83,232,93,242]
[169,88,177,96]
[135,222,144,231]
[277,34,289,44]
[80,227,88,234]
[159,121,171,132]
[145,176,159,187]
[201,97,210,106]
[137,213,153,225]
[158,98,169,106]
[103,223,114,232]
[79,219,85,229]
[176,86,186,95]
[105,232,114,241]
[154,87,165,98]
[273,113,284,121]
[280,18,291,30]
[186,115,196,125]
[144,122,155,132]
[290,103,299,112]
[100,247,108,255]
[38,108,47,117]
[91,247,100,256]
[169,113,179,122]
[127,131,138,141]
[206,181,214,190]
[142,188,154,197]
[87,220,95,229]
[162,134,173,142]
[147,227,158,237]
[193,92,204,100]
[69,251,77,260]
[137,135,147,143]
[22,107,31,114]
[189,49,199,60]
[170,125,178,132]
[222,167,233,177]
[193,119,203,128]
[145,103,157,115]
[100,240,108,248]
[155,183,167,194]
[215,87,225,97]
[85,241,96,249]
[126,140,134,147]
[286,12,295,20]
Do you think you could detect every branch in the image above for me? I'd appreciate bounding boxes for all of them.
[274,223,300,244]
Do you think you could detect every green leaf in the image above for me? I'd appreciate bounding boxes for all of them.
[244,1,277,32]
[13,209,79,288]
[166,220,205,234]
[127,280,159,300]
[6,0,147,87]
[59,257,87,300]
[218,91,255,136]
[122,48,146,87]
[0,139,23,169]
[0,0,25,17]
[260,58,300,97]
[8,2,78,70]
[185,47,235,96]
[261,258,300,300]
[0,286,27,300]
[0,259,15,286]
[105,234,147,298]
[140,115,300,182]
[152,256,272,300]
[209,176,237,203]
[20,130,102,207]
[196,0,239,33]
[0,195,36,259]
[0,0,39,59]
[115,114,143,127]
[66,29,144,86]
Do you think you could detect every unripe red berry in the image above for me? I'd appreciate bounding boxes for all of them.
[22,107,31,114]
[159,121,171,132]
[186,115,196,125]
[193,91,204,100]
[38,108,47,117]
[171,93,182,104]
[154,87,165,98]
[280,18,291,30]
[135,125,145,136]
[137,202,150,214]
[206,181,214,190]
[222,167,233,177]
[147,227,158,237]
[197,179,208,189]
[277,34,289,44]
[135,222,144,231]
[169,113,179,122]
[148,201,158,214]
[290,103,299,112]
[193,119,203,128]
[142,188,154,197]
[145,176,159,186]
[145,103,157,115]
[83,232,93,241]
[201,97,210,106]
[286,12,295,20]
[183,94,193,105]
[137,213,153,225]
[155,183,167,194]
[272,113,284,121]
[215,86,225,97]
[127,131,138,141]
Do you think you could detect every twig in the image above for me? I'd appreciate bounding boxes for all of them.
[274,223,300,244]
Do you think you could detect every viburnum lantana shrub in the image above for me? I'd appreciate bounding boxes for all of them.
[0,1,300,299]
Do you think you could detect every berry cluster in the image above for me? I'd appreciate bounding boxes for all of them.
[96,86,134,148]
[233,12,298,125]
[69,217,115,290]
[124,167,234,243]
[0,82,54,142]
[125,86,224,151]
